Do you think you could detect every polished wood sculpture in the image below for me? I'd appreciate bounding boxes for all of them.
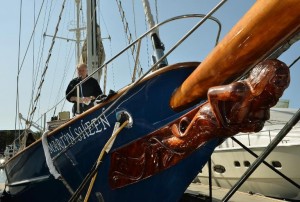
[109,59,290,189]
[170,0,300,110]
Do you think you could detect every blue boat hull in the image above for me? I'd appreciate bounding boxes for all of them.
[4,63,220,202]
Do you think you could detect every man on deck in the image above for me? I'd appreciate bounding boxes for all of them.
[66,63,103,116]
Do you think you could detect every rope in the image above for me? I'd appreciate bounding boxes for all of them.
[289,55,300,68]
[32,0,36,121]
[97,0,114,93]
[55,43,75,111]
[18,0,46,75]
[42,131,61,179]
[46,1,73,112]
[15,0,23,147]
[28,0,54,119]
[26,0,67,131]
[132,0,138,39]
[69,120,129,202]
[132,39,142,82]
[109,41,116,91]
[115,0,142,76]
[42,130,75,195]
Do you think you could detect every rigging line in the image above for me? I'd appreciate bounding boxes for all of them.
[80,1,85,37]
[132,0,137,39]
[115,0,143,73]
[57,45,75,101]
[98,3,111,41]
[15,0,23,141]
[35,0,55,73]
[32,0,52,90]
[18,0,46,75]
[27,0,53,121]
[27,1,52,121]
[155,0,159,24]
[109,39,116,90]
[36,58,77,124]
[35,66,76,124]
[124,32,133,77]
[36,61,77,124]
[30,0,36,125]
[54,43,75,112]
[46,42,62,110]
[27,0,67,130]
[115,1,132,62]
[46,0,72,111]
[98,0,114,91]
[144,13,150,72]
[32,0,36,108]
[289,55,300,68]
[60,54,77,110]
[36,0,54,76]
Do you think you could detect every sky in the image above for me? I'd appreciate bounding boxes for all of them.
[0,0,299,131]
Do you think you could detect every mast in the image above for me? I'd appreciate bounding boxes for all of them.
[68,0,86,64]
[75,0,81,63]
[142,0,168,68]
[86,0,101,81]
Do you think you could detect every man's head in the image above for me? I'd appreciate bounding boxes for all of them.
[77,63,88,79]
[248,59,290,106]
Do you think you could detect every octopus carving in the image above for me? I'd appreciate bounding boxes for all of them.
[109,59,290,189]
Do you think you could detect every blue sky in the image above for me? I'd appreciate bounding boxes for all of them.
[0,0,299,130]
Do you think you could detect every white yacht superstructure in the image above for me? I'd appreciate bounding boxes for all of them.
[198,107,300,200]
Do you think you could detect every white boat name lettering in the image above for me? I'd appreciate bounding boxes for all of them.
[48,113,110,154]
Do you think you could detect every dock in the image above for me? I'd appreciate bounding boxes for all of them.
[0,181,286,201]
[182,182,284,202]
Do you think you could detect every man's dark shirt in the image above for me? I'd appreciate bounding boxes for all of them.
[66,76,102,115]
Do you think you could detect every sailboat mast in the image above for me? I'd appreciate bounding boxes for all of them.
[75,0,81,63]
[142,0,168,68]
[86,0,101,81]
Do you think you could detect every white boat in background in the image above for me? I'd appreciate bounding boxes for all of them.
[3,145,17,163]
[198,104,300,200]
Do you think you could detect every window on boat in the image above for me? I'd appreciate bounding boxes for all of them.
[213,165,226,173]
[243,161,251,167]
[234,161,241,167]
[271,161,282,168]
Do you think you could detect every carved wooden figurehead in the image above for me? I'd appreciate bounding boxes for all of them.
[164,59,290,151]
[109,59,290,189]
